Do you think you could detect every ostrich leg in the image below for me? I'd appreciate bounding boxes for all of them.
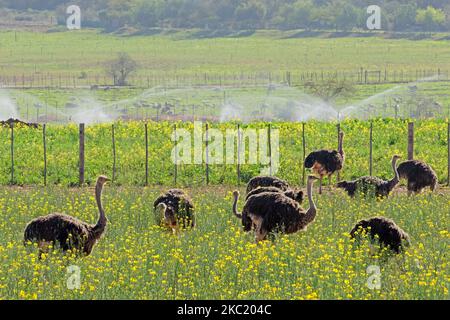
[319,176,323,194]
[328,174,332,189]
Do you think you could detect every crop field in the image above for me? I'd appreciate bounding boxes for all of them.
[0,119,448,186]
[0,184,448,299]
[0,28,449,301]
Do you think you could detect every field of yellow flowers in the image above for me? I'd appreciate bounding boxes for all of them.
[0,119,448,186]
[0,184,448,300]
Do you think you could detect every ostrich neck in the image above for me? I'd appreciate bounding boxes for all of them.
[232,193,242,218]
[338,134,344,157]
[302,180,317,226]
[93,182,107,234]
[388,158,399,188]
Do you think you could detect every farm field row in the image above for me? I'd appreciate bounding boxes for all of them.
[0,119,448,187]
[0,185,447,299]
[1,30,450,77]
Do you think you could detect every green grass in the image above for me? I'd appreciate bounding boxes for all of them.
[1,29,450,78]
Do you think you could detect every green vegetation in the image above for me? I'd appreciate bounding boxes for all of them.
[0,119,448,186]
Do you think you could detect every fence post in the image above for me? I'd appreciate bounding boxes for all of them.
[173,123,177,185]
[447,122,450,186]
[43,124,47,186]
[205,122,210,185]
[112,124,116,182]
[268,124,272,176]
[79,123,85,186]
[369,121,373,176]
[302,122,306,186]
[337,122,341,181]
[408,122,414,160]
[10,122,14,185]
[145,123,149,186]
[237,124,241,185]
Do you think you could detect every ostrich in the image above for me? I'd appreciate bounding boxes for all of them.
[232,186,304,232]
[304,131,345,194]
[246,186,303,204]
[350,216,410,254]
[233,175,318,242]
[154,189,195,233]
[336,155,401,198]
[24,175,110,257]
[245,176,290,194]
[397,160,438,195]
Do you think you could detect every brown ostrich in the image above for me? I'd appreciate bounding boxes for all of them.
[350,216,410,254]
[304,131,345,194]
[232,186,304,232]
[336,155,401,198]
[397,160,438,195]
[154,189,195,233]
[245,176,290,194]
[24,175,110,257]
[233,175,318,242]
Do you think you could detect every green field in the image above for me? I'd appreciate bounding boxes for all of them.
[1,29,450,78]
[0,119,448,187]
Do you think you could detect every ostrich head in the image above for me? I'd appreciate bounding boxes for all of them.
[97,175,111,186]
[156,202,177,228]
[304,154,316,169]
[307,175,319,183]
[233,190,240,198]
[392,155,401,161]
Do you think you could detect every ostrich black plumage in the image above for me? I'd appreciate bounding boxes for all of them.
[397,160,438,195]
[232,186,304,232]
[154,189,195,233]
[350,216,410,254]
[245,176,290,194]
[304,131,345,194]
[233,175,318,242]
[337,155,401,198]
[24,175,110,257]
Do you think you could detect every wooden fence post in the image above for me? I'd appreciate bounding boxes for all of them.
[205,122,210,185]
[408,122,414,160]
[10,122,14,185]
[447,122,450,186]
[112,124,116,182]
[79,123,85,186]
[268,123,272,176]
[145,123,149,186]
[369,121,373,176]
[237,124,241,185]
[337,122,341,181]
[173,123,177,185]
[302,122,306,186]
[43,124,47,186]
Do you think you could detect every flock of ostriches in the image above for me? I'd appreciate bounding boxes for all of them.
[24,131,438,258]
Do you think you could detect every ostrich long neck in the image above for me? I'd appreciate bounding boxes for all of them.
[387,158,400,190]
[302,180,317,226]
[338,134,344,159]
[232,193,242,218]
[92,182,107,236]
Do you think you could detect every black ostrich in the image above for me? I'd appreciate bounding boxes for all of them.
[397,160,438,195]
[233,175,318,242]
[304,131,345,194]
[245,176,290,194]
[350,216,410,254]
[24,176,110,257]
[154,189,195,233]
[232,186,304,232]
[337,155,401,198]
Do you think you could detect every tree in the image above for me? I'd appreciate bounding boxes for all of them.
[416,6,446,31]
[107,52,137,86]
[304,78,354,102]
